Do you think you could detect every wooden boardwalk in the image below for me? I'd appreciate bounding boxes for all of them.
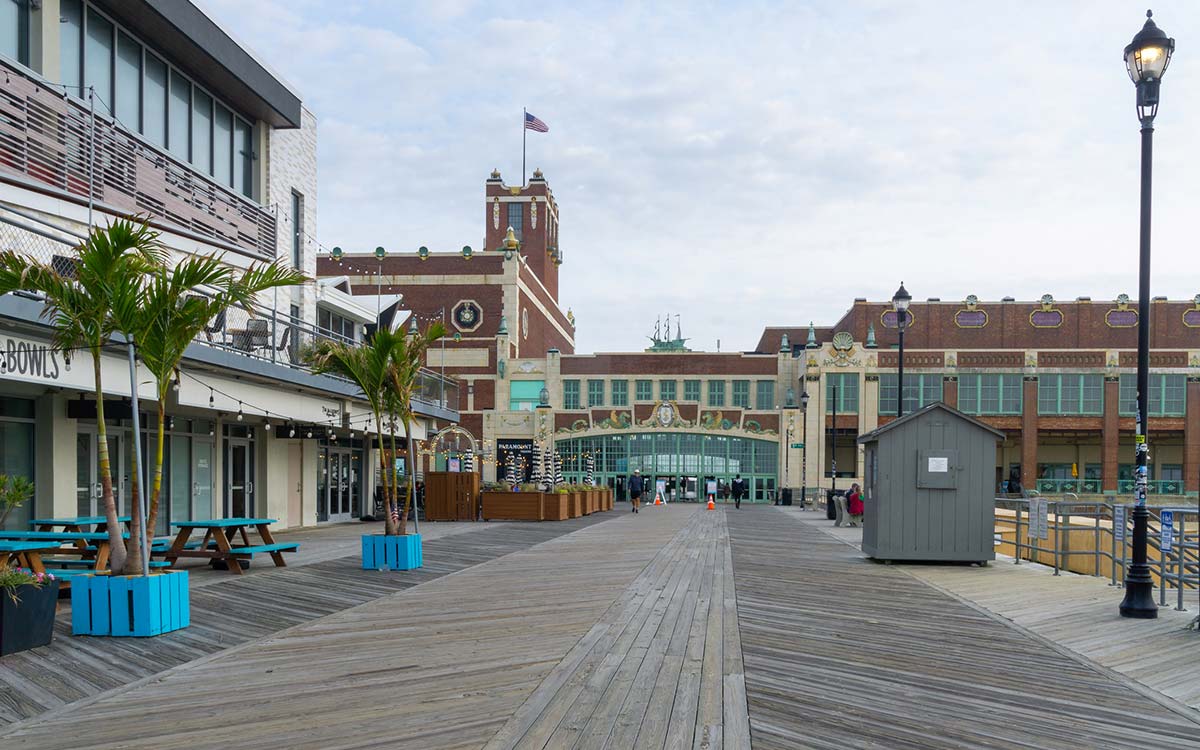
[0,514,613,728]
[4,504,1199,749]
[727,507,1200,749]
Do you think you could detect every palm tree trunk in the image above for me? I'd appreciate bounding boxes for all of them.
[125,434,145,575]
[146,398,166,537]
[390,425,403,536]
[93,352,127,574]
[400,419,414,536]
[376,412,395,536]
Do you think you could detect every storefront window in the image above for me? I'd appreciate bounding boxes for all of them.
[0,397,34,530]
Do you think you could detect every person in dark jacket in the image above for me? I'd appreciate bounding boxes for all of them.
[629,470,644,513]
[731,474,746,509]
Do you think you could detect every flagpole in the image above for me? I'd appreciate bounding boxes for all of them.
[522,107,527,187]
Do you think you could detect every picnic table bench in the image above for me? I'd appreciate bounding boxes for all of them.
[0,540,61,574]
[30,516,131,533]
[162,518,297,575]
[0,531,128,571]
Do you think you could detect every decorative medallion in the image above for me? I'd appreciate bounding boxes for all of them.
[824,332,860,368]
[1025,351,1038,368]
[656,401,675,427]
[1184,294,1200,328]
[531,198,538,229]
[493,198,500,230]
[1105,294,1138,328]
[880,309,914,329]
[1107,351,1120,369]
[945,352,957,368]
[517,361,540,374]
[521,308,529,339]
[452,300,483,333]
[954,294,988,328]
[1030,294,1063,328]
[638,401,692,429]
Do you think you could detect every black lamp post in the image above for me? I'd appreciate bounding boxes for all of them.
[1120,10,1173,620]
[800,389,810,509]
[827,383,838,520]
[892,282,912,418]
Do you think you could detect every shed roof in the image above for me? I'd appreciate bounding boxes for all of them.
[856,401,1006,444]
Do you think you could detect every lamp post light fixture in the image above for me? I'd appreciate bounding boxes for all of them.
[1120,10,1173,620]
[892,282,912,419]
[800,388,810,509]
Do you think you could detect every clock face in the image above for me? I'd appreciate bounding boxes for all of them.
[657,403,674,427]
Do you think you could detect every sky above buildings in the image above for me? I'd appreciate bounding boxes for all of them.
[204,0,1200,353]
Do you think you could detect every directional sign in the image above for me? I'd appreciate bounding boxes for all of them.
[1113,505,1126,543]
[791,442,804,449]
[1160,510,1174,553]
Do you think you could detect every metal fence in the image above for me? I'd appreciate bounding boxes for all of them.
[996,496,1199,612]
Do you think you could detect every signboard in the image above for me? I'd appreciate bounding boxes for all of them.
[496,439,534,483]
[394,458,405,478]
[1160,510,1174,553]
[927,456,949,473]
[705,480,717,497]
[448,457,461,473]
[790,442,804,449]
[1113,505,1126,542]
[1029,498,1049,540]
[655,480,667,501]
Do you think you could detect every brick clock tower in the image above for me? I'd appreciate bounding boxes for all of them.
[486,168,562,302]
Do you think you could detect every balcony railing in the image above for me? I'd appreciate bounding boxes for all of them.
[0,58,276,260]
[1034,478,1103,495]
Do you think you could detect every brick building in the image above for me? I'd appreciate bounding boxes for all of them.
[318,171,1200,502]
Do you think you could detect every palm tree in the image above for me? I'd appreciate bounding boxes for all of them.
[133,254,306,536]
[387,321,445,536]
[0,220,166,574]
[309,330,403,534]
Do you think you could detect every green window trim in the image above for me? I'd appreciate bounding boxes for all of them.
[611,379,628,407]
[684,380,701,402]
[755,380,775,410]
[878,373,943,415]
[707,380,726,407]
[958,373,1023,415]
[1118,373,1186,417]
[732,380,750,408]
[635,380,653,402]
[509,380,545,411]
[660,380,677,402]
[587,379,604,407]
[825,373,859,413]
[1038,374,1103,416]
[563,380,581,410]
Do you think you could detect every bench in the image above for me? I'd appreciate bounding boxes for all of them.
[43,558,171,569]
[229,543,298,558]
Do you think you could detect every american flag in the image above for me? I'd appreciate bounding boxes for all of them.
[525,112,549,132]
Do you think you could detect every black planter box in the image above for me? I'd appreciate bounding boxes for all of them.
[0,580,60,656]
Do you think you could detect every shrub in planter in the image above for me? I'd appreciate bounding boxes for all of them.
[71,570,189,637]
[362,533,423,571]
[0,567,59,655]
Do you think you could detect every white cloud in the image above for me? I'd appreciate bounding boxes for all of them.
[202,0,1200,352]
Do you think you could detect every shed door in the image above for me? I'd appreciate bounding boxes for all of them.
[917,449,958,490]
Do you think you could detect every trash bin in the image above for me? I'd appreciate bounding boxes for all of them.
[826,489,838,520]
[781,488,793,506]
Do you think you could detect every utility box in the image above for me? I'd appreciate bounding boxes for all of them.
[857,402,1002,563]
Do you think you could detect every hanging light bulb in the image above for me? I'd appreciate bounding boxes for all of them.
[236,402,244,421]
[172,373,180,392]
[289,425,296,438]
[209,388,215,407]
[64,352,72,372]
[307,428,313,439]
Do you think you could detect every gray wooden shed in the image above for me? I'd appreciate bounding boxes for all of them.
[856,402,1004,563]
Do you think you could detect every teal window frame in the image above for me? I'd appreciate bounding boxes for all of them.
[1119,373,1186,416]
[707,380,726,407]
[878,373,943,415]
[611,380,628,407]
[563,380,581,410]
[635,379,653,402]
[509,380,545,411]
[684,380,701,402]
[1038,374,1103,415]
[587,379,604,407]
[825,373,859,413]
[755,380,774,410]
[660,380,677,401]
[958,373,1023,415]
[732,380,750,408]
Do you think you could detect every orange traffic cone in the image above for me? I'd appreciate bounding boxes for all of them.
[654,491,663,506]
[706,496,716,510]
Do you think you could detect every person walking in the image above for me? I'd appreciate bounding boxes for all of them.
[847,482,864,526]
[629,470,644,513]
[732,474,745,509]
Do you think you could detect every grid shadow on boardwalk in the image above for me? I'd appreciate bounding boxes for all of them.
[0,514,614,727]
[726,506,1200,750]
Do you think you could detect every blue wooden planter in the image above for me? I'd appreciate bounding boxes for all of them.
[361,534,422,571]
[71,570,190,637]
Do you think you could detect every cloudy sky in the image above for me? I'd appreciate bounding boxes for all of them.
[204,0,1200,353]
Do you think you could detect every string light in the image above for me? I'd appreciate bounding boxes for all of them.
[236,402,244,421]
[289,425,296,438]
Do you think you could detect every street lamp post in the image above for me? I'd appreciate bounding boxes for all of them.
[1120,10,1173,619]
[800,389,810,510]
[828,383,838,520]
[892,282,912,418]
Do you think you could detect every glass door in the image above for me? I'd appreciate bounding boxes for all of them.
[225,439,253,518]
[349,450,362,519]
[317,446,328,522]
[76,429,123,517]
[193,437,214,519]
[324,449,353,522]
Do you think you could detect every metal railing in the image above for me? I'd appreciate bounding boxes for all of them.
[996,496,1198,612]
[0,58,276,260]
[1034,478,1103,494]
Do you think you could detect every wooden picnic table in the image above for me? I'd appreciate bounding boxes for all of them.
[30,515,131,533]
[0,540,61,574]
[0,531,127,571]
[162,518,295,575]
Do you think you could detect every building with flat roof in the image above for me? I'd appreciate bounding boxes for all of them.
[0,0,457,531]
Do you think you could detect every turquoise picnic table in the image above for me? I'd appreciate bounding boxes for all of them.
[30,516,131,534]
[0,530,135,583]
[162,518,297,575]
[0,540,61,575]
